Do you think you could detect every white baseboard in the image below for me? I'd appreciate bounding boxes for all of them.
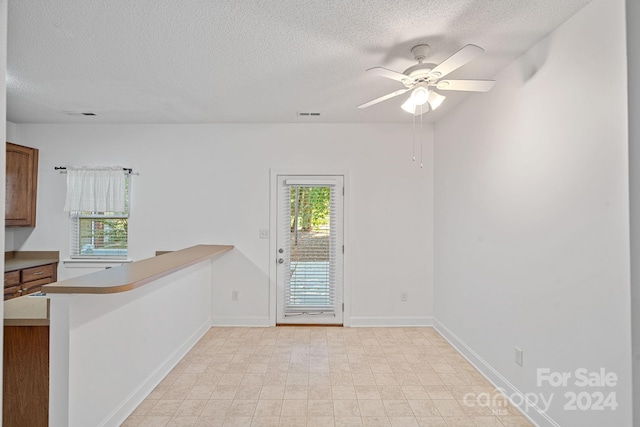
[348,316,433,327]
[433,318,559,427]
[101,319,211,427]
[211,316,271,327]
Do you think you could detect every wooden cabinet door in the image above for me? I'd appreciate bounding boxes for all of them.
[6,142,38,227]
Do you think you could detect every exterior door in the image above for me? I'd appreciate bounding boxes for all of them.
[276,175,344,324]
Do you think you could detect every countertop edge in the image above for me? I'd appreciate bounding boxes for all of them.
[42,244,233,295]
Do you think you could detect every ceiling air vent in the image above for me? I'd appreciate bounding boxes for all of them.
[297,112,321,117]
[64,111,97,116]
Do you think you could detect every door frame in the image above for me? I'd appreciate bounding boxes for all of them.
[269,169,351,327]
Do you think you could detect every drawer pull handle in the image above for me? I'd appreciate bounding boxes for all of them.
[32,271,44,275]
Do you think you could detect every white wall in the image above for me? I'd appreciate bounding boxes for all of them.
[434,0,631,426]
[5,120,17,251]
[13,123,434,326]
[626,0,640,423]
[0,0,7,418]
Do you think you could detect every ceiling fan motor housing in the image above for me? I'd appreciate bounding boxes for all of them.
[402,63,438,87]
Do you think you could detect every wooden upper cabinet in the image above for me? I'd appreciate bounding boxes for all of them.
[5,142,39,227]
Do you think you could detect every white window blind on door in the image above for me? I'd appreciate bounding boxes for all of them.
[282,182,340,316]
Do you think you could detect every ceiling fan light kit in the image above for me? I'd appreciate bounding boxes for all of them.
[357,43,496,114]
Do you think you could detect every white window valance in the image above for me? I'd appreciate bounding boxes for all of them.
[63,166,127,212]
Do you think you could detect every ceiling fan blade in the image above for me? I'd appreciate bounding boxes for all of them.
[429,44,484,79]
[367,67,415,83]
[357,88,410,109]
[436,79,495,92]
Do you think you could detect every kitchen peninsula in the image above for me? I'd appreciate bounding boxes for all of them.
[42,244,233,427]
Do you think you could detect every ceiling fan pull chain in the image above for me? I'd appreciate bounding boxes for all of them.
[420,104,424,169]
[412,111,416,162]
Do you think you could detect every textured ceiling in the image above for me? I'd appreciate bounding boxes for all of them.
[7,0,593,124]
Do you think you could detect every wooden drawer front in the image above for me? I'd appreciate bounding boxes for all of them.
[4,271,20,287]
[21,264,54,283]
[21,277,52,295]
[4,285,20,300]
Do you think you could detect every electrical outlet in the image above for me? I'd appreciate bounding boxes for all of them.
[400,292,408,302]
[232,291,239,302]
[259,229,269,239]
[515,347,524,367]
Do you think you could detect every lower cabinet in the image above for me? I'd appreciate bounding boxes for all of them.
[3,325,49,427]
[3,263,57,300]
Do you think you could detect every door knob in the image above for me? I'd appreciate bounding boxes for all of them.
[278,258,284,264]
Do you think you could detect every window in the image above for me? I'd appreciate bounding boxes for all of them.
[70,176,129,259]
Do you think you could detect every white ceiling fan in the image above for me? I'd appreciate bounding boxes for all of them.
[358,44,495,115]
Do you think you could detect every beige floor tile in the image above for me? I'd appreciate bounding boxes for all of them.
[355,385,381,400]
[201,400,233,417]
[352,374,377,386]
[440,417,475,426]
[335,417,364,427]
[383,400,413,417]
[223,416,252,426]
[150,400,184,417]
[139,416,172,426]
[497,416,534,426]
[133,400,160,416]
[128,329,534,427]
[388,417,419,427]
[374,375,398,386]
[307,399,334,416]
[251,417,280,427]
[229,400,258,417]
[333,385,357,400]
[331,373,354,385]
[333,400,361,417]
[175,400,207,417]
[220,374,245,385]
[362,417,391,427]
[197,374,223,386]
[284,384,308,399]
[470,417,504,426]
[167,416,199,426]
[414,417,447,426]
[281,399,308,417]
[164,386,194,400]
[308,385,333,400]
[358,399,387,417]
[395,374,421,386]
[122,415,145,426]
[309,373,332,385]
[417,375,444,386]
[260,385,286,400]
[211,385,239,400]
[400,386,429,400]
[432,400,467,417]
[254,400,283,417]
[235,386,262,400]
[279,416,307,426]
[307,416,336,427]
[242,375,266,386]
[378,386,405,400]
[407,400,439,417]
[186,386,215,400]
[286,373,309,385]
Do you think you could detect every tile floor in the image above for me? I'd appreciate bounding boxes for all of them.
[122,327,534,427]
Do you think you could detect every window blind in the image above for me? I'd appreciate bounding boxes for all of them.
[282,182,337,316]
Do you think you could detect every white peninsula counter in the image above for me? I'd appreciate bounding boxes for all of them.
[43,244,233,427]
